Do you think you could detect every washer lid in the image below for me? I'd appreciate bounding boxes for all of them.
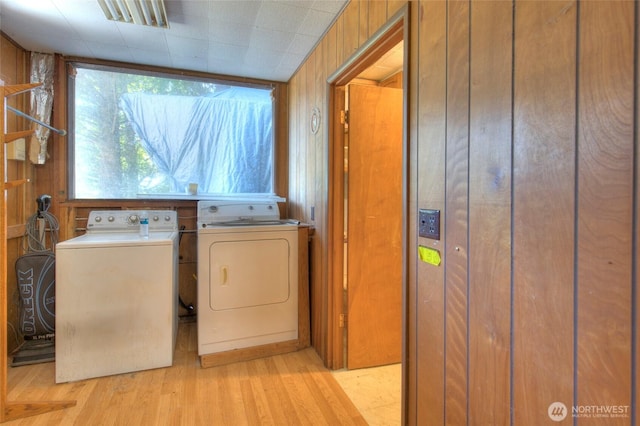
[56,231,177,249]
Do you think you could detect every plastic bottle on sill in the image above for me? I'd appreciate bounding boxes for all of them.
[139,211,149,238]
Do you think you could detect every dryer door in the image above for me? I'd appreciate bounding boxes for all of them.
[197,229,299,355]
[209,237,291,310]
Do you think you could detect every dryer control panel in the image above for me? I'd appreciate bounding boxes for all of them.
[197,200,280,227]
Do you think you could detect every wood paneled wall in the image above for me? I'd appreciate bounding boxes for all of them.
[288,0,638,424]
[1,34,31,354]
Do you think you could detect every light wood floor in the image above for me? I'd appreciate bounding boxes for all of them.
[4,322,367,425]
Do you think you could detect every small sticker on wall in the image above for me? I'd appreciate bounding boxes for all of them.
[418,245,441,266]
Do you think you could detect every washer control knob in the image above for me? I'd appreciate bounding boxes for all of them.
[152,215,160,222]
[128,214,139,224]
[108,216,115,222]
[95,216,102,223]
[165,215,172,222]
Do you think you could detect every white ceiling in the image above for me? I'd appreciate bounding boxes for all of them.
[0,0,349,82]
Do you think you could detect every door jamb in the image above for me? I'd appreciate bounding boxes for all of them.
[326,6,409,370]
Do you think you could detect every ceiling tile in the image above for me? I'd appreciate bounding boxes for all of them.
[117,25,168,51]
[165,35,207,57]
[255,2,307,34]
[208,43,247,62]
[208,0,261,26]
[164,13,210,40]
[250,28,293,53]
[166,0,208,18]
[298,9,335,36]
[172,53,208,72]
[209,19,253,47]
[288,33,318,55]
[74,21,126,45]
[88,42,135,63]
[0,0,348,82]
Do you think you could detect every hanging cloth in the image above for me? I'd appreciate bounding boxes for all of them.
[29,52,55,164]
[120,87,273,194]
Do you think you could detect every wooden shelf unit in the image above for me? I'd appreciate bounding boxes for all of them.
[1,83,76,422]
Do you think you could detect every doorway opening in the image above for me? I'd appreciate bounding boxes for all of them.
[326,8,408,424]
[327,6,409,424]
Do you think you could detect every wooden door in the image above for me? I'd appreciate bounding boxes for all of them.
[346,84,403,369]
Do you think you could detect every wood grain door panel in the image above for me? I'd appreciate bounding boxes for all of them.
[346,84,403,370]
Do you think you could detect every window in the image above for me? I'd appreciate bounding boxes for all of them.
[69,63,275,199]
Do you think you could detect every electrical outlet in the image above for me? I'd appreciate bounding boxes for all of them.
[418,209,440,240]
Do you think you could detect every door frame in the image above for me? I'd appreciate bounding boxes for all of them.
[326,5,409,371]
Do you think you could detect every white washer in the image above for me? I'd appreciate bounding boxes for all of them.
[55,210,179,383]
[197,200,299,356]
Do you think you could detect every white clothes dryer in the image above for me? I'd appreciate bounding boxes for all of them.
[197,200,299,356]
[55,210,178,383]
